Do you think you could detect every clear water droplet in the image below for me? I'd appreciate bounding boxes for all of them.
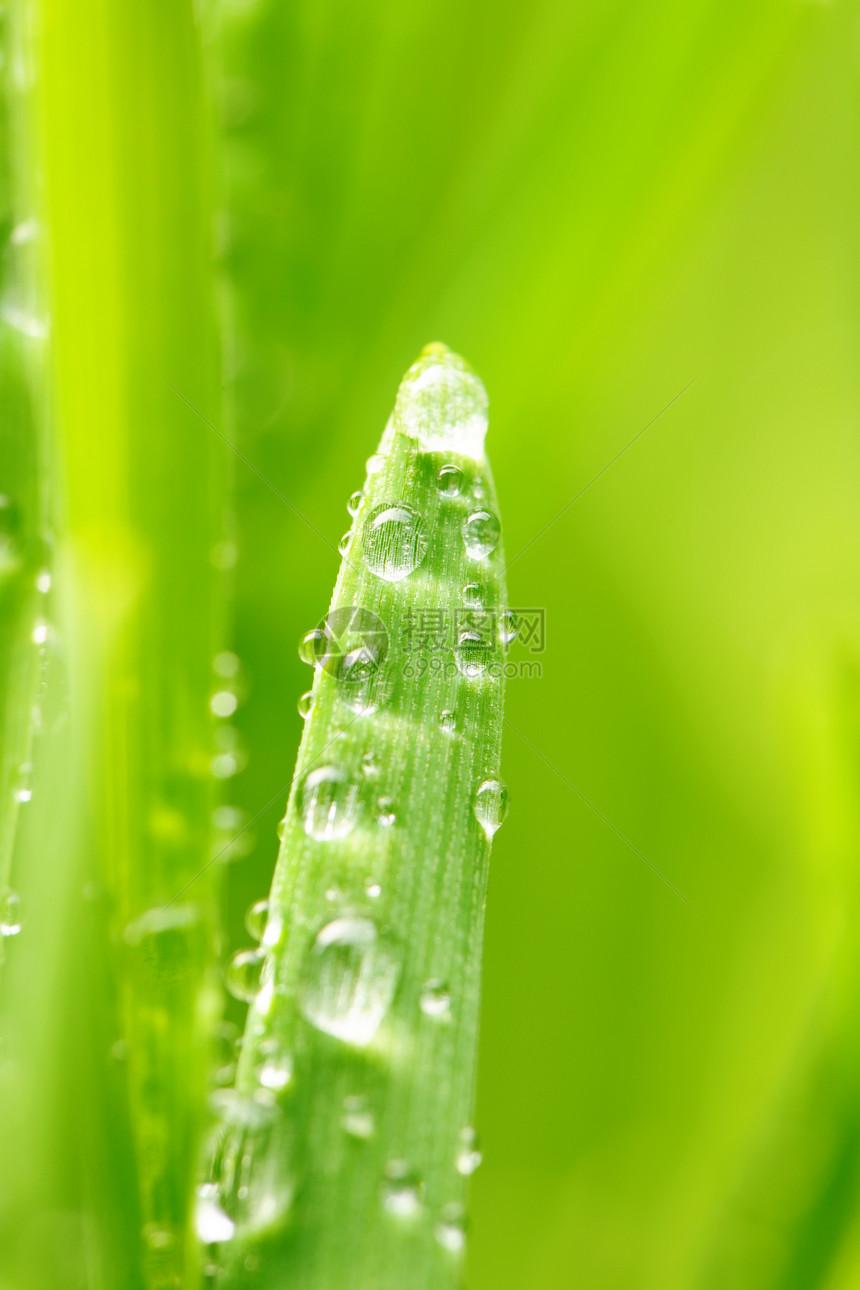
[439,708,457,733]
[365,453,384,475]
[213,650,241,679]
[276,814,287,841]
[226,948,265,1002]
[362,502,429,582]
[338,530,352,556]
[342,1094,375,1139]
[499,610,518,646]
[300,765,361,841]
[212,1020,239,1087]
[463,509,501,560]
[196,1183,236,1243]
[381,1160,424,1217]
[31,619,49,646]
[211,1095,294,1235]
[262,909,284,948]
[365,880,382,900]
[210,690,238,718]
[297,690,314,719]
[376,796,396,827]
[245,899,269,941]
[299,916,401,1046]
[473,779,510,837]
[420,979,452,1019]
[361,752,378,779]
[0,889,22,936]
[396,347,488,459]
[462,583,483,609]
[298,628,328,666]
[256,1041,293,1091]
[35,569,51,594]
[456,1127,482,1176]
[454,630,493,678]
[436,464,464,496]
[435,1202,467,1253]
[347,490,364,516]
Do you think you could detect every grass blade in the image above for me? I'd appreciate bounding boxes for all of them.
[210,344,511,1288]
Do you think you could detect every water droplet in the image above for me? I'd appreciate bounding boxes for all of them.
[35,569,51,593]
[381,1160,424,1217]
[365,880,382,900]
[276,814,287,841]
[212,1020,239,1087]
[13,764,32,804]
[211,690,238,718]
[342,1094,375,1139]
[435,1202,467,1253]
[196,1184,236,1243]
[439,708,457,733]
[396,347,488,459]
[365,453,384,475]
[256,1041,293,1091]
[462,583,483,609]
[338,531,352,556]
[0,889,22,936]
[300,765,360,841]
[31,619,49,646]
[456,1127,482,1176]
[297,690,314,719]
[463,509,501,560]
[376,796,396,828]
[213,650,241,679]
[226,948,265,1002]
[212,753,239,779]
[499,610,518,646]
[347,490,364,516]
[473,780,510,837]
[211,1095,294,1235]
[420,979,451,1019]
[299,916,401,1046]
[262,909,284,948]
[298,628,327,666]
[245,899,269,941]
[454,630,493,678]
[142,1223,174,1251]
[362,502,428,582]
[361,752,378,779]
[436,464,464,496]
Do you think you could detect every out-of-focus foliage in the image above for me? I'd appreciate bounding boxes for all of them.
[1,0,859,1287]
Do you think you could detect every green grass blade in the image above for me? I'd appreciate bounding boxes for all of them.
[209,344,511,1288]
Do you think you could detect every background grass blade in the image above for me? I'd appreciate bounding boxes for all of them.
[207,345,510,1288]
[0,2,226,1286]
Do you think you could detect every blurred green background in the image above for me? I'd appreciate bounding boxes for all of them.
[4,0,860,1285]
[214,1,860,1286]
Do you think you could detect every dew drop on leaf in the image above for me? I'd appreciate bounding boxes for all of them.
[439,708,457,733]
[299,916,401,1046]
[499,610,519,646]
[362,501,428,582]
[0,889,22,936]
[299,765,361,841]
[380,1160,423,1217]
[456,1127,482,1176]
[473,779,510,837]
[454,630,493,678]
[436,464,463,496]
[297,690,314,719]
[463,509,500,560]
[420,979,452,1018]
[226,948,265,1002]
[342,1094,375,1139]
[245,899,269,941]
[435,1202,467,1253]
[347,489,364,516]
